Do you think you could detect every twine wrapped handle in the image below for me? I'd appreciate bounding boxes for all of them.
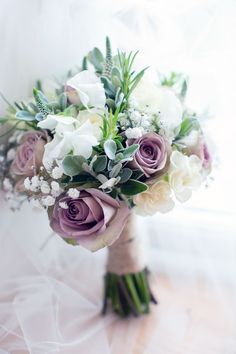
[107,214,146,275]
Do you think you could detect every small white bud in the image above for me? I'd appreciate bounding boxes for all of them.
[51,166,63,179]
[67,188,80,199]
[40,181,50,194]
[59,202,68,209]
[42,196,55,206]
[24,177,31,190]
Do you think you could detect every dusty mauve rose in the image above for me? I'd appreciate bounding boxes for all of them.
[128,132,168,178]
[11,130,49,177]
[50,188,130,252]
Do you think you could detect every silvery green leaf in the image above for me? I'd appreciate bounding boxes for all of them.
[93,155,107,172]
[107,160,114,171]
[106,98,115,110]
[35,112,44,121]
[109,162,122,178]
[15,111,35,121]
[104,139,117,160]
[123,144,139,158]
[114,152,124,162]
[62,155,86,177]
[118,168,132,183]
[132,169,144,180]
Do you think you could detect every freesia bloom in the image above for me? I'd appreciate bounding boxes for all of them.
[130,79,183,132]
[134,180,175,215]
[168,151,203,202]
[65,70,106,108]
[77,109,103,140]
[38,115,99,169]
[50,188,130,251]
[128,132,168,178]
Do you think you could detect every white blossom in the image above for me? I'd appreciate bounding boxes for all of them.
[66,70,106,108]
[42,195,55,206]
[40,181,50,194]
[68,188,80,199]
[168,151,203,202]
[134,180,175,216]
[125,127,143,139]
[51,166,64,179]
[59,202,68,209]
[30,176,40,191]
[51,181,60,192]
[23,177,31,190]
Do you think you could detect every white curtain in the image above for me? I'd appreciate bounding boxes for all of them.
[0,0,236,353]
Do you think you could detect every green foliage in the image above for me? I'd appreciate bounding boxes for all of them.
[103,36,113,78]
[117,50,148,110]
[101,108,119,141]
[161,72,188,100]
[120,179,148,196]
[176,115,200,139]
[118,168,132,183]
[93,155,108,172]
[15,110,35,121]
[87,47,104,73]
[104,139,117,160]
[33,88,51,117]
[62,155,86,177]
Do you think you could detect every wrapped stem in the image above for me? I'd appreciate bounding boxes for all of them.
[103,214,157,317]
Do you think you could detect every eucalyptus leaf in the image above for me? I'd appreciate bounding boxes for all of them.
[104,139,117,160]
[62,155,86,177]
[120,179,148,196]
[15,110,35,121]
[93,155,107,172]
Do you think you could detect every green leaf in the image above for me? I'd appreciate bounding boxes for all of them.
[59,93,67,111]
[123,144,139,158]
[62,155,86,177]
[87,47,104,73]
[15,110,35,121]
[120,179,148,196]
[118,168,132,183]
[104,139,117,160]
[177,116,200,138]
[131,169,144,180]
[93,155,107,172]
[109,162,122,178]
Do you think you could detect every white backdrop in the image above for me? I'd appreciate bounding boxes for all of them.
[0,0,236,353]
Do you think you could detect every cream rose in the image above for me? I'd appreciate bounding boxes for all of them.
[134,180,175,216]
[168,151,202,202]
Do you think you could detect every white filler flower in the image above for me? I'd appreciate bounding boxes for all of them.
[130,79,183,131]
[168,151,203,202]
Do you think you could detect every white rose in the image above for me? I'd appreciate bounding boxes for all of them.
[134,180,175,216]
[168,151,203,202]
[130,79,183,131]
[66,70,106,108]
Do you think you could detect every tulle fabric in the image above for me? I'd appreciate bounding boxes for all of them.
[0,194,236,353]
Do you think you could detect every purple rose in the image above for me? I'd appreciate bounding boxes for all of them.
[50,188,130,252]
[128,132,168,178]
[11,130,49,177]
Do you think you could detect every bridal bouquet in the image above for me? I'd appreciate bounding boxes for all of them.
[0,38,211,317]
